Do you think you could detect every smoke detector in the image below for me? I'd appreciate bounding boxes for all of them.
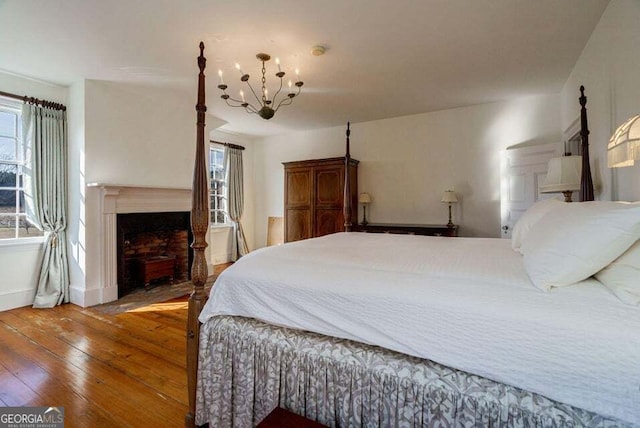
[311,45,326,56]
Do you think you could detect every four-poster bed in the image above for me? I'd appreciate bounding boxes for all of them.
[186,44,638,427]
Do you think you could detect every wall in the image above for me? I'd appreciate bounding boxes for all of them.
[253,94,561,247]
[0,72,67,310]
[66,80,87,305]
[560,0,640,202]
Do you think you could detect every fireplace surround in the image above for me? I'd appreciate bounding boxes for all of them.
[88,183,193,304]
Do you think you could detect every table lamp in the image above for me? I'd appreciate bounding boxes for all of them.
[540,156,581,202]
[441,190,458,227]
[359,192,372,226]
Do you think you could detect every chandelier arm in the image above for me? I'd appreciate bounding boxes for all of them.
[273,85,301,112]
[224,97,259,113]
[245,103,260,114]
[271,76,285,107]
[274,97,294,112]
[243,80,263,107]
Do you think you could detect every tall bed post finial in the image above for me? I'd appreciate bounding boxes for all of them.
[186,41,209,428]
[343,122,353,232]
[579,86,594,202]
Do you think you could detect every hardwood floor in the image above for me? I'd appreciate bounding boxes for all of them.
[0,263,231,428]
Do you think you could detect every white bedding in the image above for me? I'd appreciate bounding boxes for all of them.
[200,232,640,424]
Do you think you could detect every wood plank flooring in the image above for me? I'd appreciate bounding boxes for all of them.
[0,263,231,427]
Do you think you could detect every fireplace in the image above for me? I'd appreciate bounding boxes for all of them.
[86,183,193,306]
[117,212,193,297]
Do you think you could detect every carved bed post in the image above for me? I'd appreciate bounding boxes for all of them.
[185,42,209,428]
[343,122,352,232]
[579,86,595,202]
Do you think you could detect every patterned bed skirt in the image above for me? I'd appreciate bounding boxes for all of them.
[195,316,628,428]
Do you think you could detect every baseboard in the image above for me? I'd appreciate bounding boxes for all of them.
[212,252,232,265]
[70,284,118,307]
[0,288,36,312]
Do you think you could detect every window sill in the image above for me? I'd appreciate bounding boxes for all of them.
[211,224,233,232]
[0,236,46,249]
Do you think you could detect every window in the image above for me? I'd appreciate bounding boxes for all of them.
[209,143,229,225]
[0,100,42,239]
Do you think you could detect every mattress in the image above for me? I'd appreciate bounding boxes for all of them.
[199,232,640,425]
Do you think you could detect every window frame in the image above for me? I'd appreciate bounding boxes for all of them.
[209,142,231,227]
[0,98,43,242]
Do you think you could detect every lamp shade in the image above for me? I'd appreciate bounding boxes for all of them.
[441,190,458,203]
[540,156,581,193]
[608,114,640,168]
[358,192,372,204]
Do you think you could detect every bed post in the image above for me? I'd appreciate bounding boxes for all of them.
[579,86,594,202]
[185,42,209,428]
[343,122,352,232]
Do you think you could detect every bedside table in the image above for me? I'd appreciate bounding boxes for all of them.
[352,223,458,237]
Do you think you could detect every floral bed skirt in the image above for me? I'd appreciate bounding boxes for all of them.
[195,316,628,428]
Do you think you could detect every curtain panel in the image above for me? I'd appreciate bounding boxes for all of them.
[225,146,249,260]
[22,104,70,308]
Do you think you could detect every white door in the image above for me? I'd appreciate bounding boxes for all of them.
[500,143,563,238]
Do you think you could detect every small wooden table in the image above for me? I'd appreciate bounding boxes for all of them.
[137,255,176,288]
[257,407,326,428]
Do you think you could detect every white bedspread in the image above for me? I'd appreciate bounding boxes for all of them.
[200,232,640,424]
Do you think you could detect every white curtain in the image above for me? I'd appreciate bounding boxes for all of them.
[22,103,70,308]
[225,146,249,260]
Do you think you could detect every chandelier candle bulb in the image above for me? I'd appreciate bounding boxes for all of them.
[276,57,281,72]
[218,69,224,84]
[240,90,245,102]
[235,63,244,75]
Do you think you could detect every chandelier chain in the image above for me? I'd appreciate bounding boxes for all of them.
[261,61,267,103]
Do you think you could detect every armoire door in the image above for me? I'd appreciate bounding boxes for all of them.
[284,168,312,242]
[314,165,344,237]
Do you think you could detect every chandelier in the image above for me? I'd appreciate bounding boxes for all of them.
[217,53,303,120]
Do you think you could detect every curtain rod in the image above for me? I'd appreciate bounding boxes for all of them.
[0,90,67,111]
[210,140,245,151]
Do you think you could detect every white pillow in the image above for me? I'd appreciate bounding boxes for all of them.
[521,201,640,291]
[511,198,564,252]
[595,240,640,305]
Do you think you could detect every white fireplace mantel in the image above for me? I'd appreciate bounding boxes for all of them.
[88,183,192,305]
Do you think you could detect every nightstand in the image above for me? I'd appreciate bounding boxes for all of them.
[352,223,458,237]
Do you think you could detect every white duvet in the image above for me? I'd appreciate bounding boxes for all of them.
[200,232,640,425]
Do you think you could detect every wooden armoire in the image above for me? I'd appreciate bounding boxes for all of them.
[283,157,359,242]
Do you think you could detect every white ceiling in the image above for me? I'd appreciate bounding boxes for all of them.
[0,0,609,137]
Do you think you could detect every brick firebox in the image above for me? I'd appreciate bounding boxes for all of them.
[116,212,192,297]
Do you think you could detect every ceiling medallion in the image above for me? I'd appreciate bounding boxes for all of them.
[217,53,303,120]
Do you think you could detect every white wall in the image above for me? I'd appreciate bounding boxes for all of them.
[0,72,66,310]
[66,80,87,305]
[84,80,196,187]
[561,0,640,202]
[253,94,561,247]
